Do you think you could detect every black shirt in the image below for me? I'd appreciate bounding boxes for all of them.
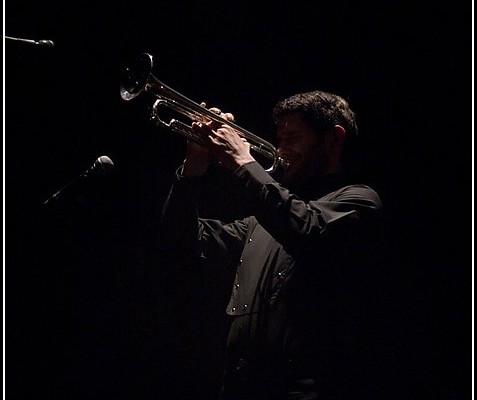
[162,161,384,399]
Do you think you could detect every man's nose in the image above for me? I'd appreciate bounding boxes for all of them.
[277,145,288,158]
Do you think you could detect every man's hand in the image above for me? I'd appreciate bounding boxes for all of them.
[187,103,255,172]
[182,102,226,177]
[208,124,255,170]
[182,139,210,177]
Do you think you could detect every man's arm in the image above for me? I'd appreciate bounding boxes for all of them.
[232,162,383,257]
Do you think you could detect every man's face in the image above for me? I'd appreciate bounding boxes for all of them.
[276,112,330,186]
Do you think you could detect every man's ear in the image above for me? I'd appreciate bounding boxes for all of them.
[326,124,346,152]
[333,124,346,144]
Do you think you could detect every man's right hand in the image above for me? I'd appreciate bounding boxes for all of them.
[182,103,235,177]
[182,138,210,177]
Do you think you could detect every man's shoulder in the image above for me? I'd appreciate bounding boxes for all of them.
[320,184,382,209]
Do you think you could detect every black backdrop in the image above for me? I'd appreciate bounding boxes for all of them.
[5,1,471,399]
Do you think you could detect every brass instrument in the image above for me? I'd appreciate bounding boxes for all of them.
[120,53,288,173]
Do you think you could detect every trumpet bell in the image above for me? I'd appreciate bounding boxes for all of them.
[120,53,154,101]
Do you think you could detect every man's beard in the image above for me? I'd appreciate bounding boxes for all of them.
[281,152,328,188]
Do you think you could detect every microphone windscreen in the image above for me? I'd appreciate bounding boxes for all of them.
[95,156,115,176]
[38,40,55,47]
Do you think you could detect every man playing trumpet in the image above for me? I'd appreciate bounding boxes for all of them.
[161,89,384,399]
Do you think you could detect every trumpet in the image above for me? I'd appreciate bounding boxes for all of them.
[120,53,288,173]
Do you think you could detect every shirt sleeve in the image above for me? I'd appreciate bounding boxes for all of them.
[160,165,249,266]
[232,161,383,257]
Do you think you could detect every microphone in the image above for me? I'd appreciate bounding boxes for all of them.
[5,35,55,47]
[42,156,114,206]
[37,39,55,47]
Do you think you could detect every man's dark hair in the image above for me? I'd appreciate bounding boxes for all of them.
[272,90,360,174]
[272,90,358,138]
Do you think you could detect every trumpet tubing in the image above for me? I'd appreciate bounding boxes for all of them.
[120,53,288,173]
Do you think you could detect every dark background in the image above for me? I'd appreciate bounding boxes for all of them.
[5,1,471,399]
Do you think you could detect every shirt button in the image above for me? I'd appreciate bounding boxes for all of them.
[248,238,253,242]
[231,307,236,313]
[235,283,240,289]
[242,304,248,311]
[236,358,247,370]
